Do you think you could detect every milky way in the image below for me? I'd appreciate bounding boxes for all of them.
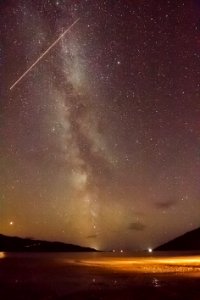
[1,0,200,250]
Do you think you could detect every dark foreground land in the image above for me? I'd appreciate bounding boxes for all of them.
[1,252,200,300]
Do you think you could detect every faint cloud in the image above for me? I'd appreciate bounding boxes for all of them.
[128,222,146,231]
[155,200,176,210]
[87,234,98,239]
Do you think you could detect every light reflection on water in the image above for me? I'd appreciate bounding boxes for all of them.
[152,277,161,288]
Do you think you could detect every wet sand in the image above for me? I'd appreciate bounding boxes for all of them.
[1,252,200,299]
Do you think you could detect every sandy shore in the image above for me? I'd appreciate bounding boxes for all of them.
[1,252,200,299]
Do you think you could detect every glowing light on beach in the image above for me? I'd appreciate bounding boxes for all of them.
[0,252,5,259]
[73,255,200,274]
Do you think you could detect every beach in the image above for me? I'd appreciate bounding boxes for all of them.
[1,252,200,299]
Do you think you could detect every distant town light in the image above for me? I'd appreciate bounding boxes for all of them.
[148,248,153,253]
[9,221,14,226]
[120,249,123,253]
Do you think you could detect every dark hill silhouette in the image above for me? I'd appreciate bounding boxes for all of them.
[155,227,200,251]
[0,234,97,252]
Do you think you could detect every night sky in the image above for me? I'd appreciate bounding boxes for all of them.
[1,0,200,250]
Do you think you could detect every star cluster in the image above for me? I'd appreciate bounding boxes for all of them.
[1,0,200,250]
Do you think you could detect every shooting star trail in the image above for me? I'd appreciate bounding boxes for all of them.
[10,18,80,90]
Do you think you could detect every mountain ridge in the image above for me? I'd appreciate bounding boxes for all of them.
[0,233,97,252]
[155,227,200,251]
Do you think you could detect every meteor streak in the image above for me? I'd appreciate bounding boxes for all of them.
[10,18,80,90]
